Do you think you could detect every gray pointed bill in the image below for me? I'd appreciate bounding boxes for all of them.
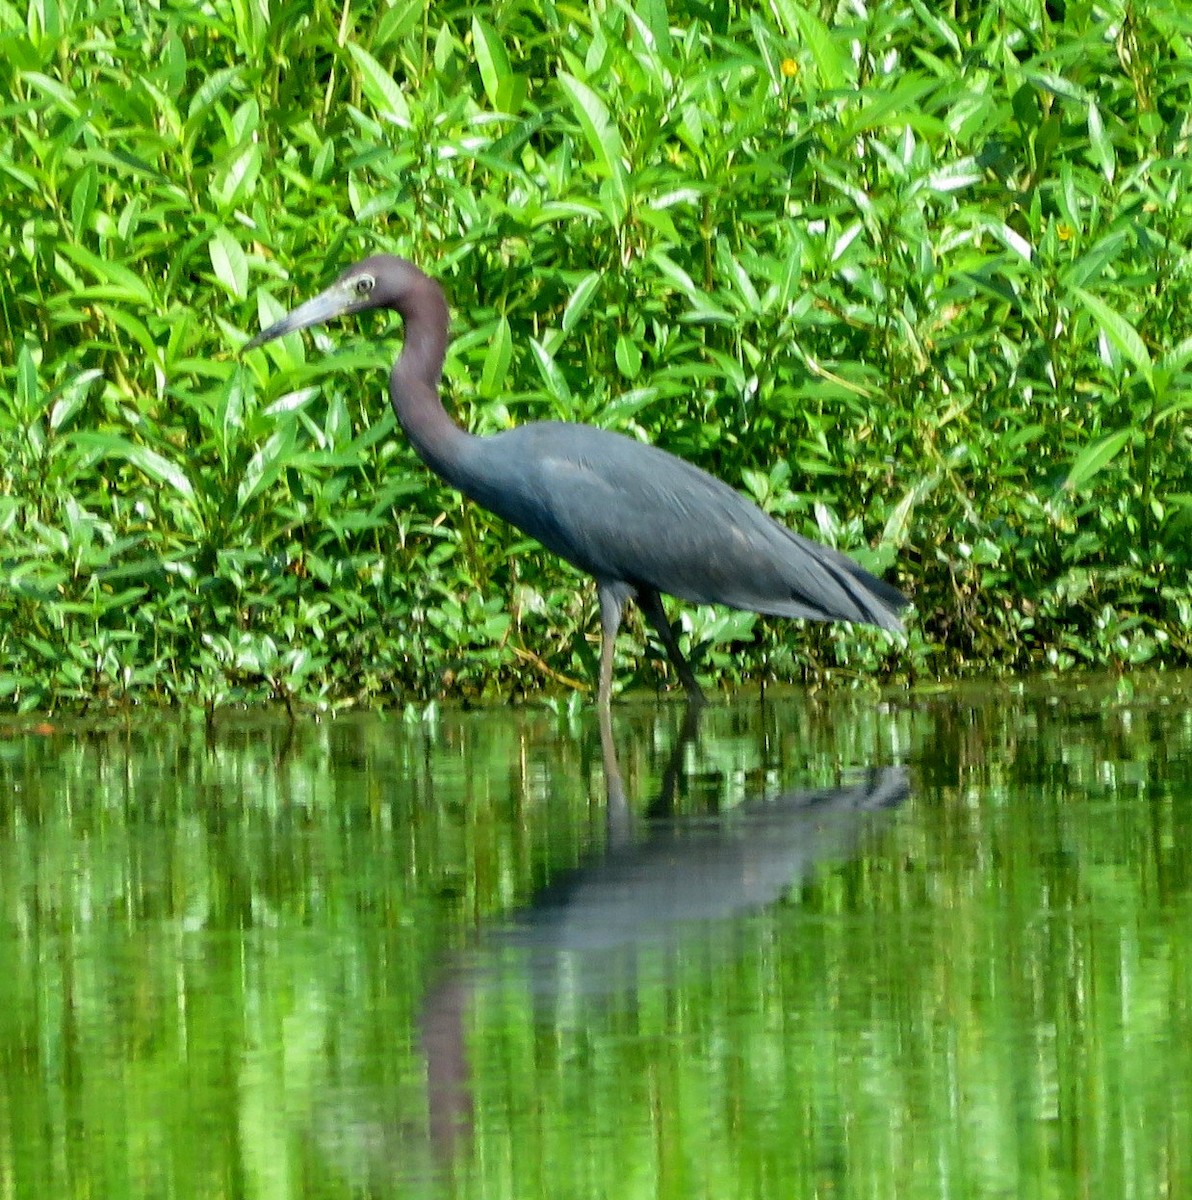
[241,279,359,352]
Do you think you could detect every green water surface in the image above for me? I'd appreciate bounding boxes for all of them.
[2,674,1190,1199]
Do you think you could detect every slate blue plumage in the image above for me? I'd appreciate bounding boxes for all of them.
[245,255,907,706]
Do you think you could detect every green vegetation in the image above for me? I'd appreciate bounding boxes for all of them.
[2,0,1190,711]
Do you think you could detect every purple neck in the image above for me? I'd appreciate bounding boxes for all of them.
[388,276,474,485]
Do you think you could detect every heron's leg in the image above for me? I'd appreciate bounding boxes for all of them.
[598,700,630,834]
[596,582,627,710]
[648,698,705,819]
[637,587,705,705]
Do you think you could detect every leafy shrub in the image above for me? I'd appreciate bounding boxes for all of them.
[1,0,1189,711]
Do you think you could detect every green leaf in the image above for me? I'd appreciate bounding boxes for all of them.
[70,163,98,239]
[557,72,629,215]
[238,426,297,511]
[263,388,321,418]
[347,43,410,126]
[649,250,698,296]
[15,344,40,420]
[125,444,197,505]
[48,369,101,433]
[1086,102,1115,183]
[907,0,960,53]
[882,474,940,549]
[562,272,603,335]
[622,0,671,56]
[104,305,161,363]
[985,219,1033,263]
[71,432,197,505]
[1154,395,1192,425]
[184,66,241,123]
[1073,287,1152,386]
[208,227,248,300]
[20,70,81,114]
[1064,428,1133,492]
[211,142,262,210]
[614,334,642,380]
[56,243,153,305]
[1026,71,1090,103]
[530,338,571,402]
[480,316,513,398]
[1061,228,1129,289]
[1157,335,1192,378]
[472,17,515,111]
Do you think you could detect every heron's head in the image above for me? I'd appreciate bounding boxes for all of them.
[242,254,431,350]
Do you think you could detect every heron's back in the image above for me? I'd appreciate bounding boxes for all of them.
[459,422,906,632]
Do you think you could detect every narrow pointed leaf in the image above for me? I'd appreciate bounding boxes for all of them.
[1073,287,1151,385]
[530,338,571,401]
[347,42,410,125]
[238,426,297,511]
[557,72,628,209]
[1086,102,1115,183]
[480,316,513,397]
[208,226,248,300]
[472,17,514,111]
[71,432,197,504]
[562,272,603,335]
[1064,428,1133,492]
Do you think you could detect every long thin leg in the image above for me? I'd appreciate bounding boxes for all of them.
[637,587,705,705]
[598,700,629,833]
[596,582,627,710]
[648,699,705,819]
[596,583,631,830]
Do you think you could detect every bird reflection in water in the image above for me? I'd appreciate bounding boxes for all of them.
[418,708,909,1167]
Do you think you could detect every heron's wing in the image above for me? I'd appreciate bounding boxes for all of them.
[494,425,905,632]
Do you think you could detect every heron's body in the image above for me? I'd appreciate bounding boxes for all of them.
[245,254,907,706]
[442,421,904,628]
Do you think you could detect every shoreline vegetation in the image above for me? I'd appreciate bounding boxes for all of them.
[2,0,1189,713]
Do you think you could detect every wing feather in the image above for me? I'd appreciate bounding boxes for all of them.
[466,423,905,632]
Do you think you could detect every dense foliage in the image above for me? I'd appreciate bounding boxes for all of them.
[1,0,1190,711]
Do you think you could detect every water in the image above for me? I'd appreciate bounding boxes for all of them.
[1,673,1191,1199]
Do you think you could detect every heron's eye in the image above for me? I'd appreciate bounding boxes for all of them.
[354,275,375,296]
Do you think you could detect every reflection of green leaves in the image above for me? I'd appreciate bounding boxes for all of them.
[3,696,1190,1197]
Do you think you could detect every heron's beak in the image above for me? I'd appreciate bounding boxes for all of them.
[241,281,356,352]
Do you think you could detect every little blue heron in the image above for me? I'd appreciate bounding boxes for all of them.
[244,255,907,707]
